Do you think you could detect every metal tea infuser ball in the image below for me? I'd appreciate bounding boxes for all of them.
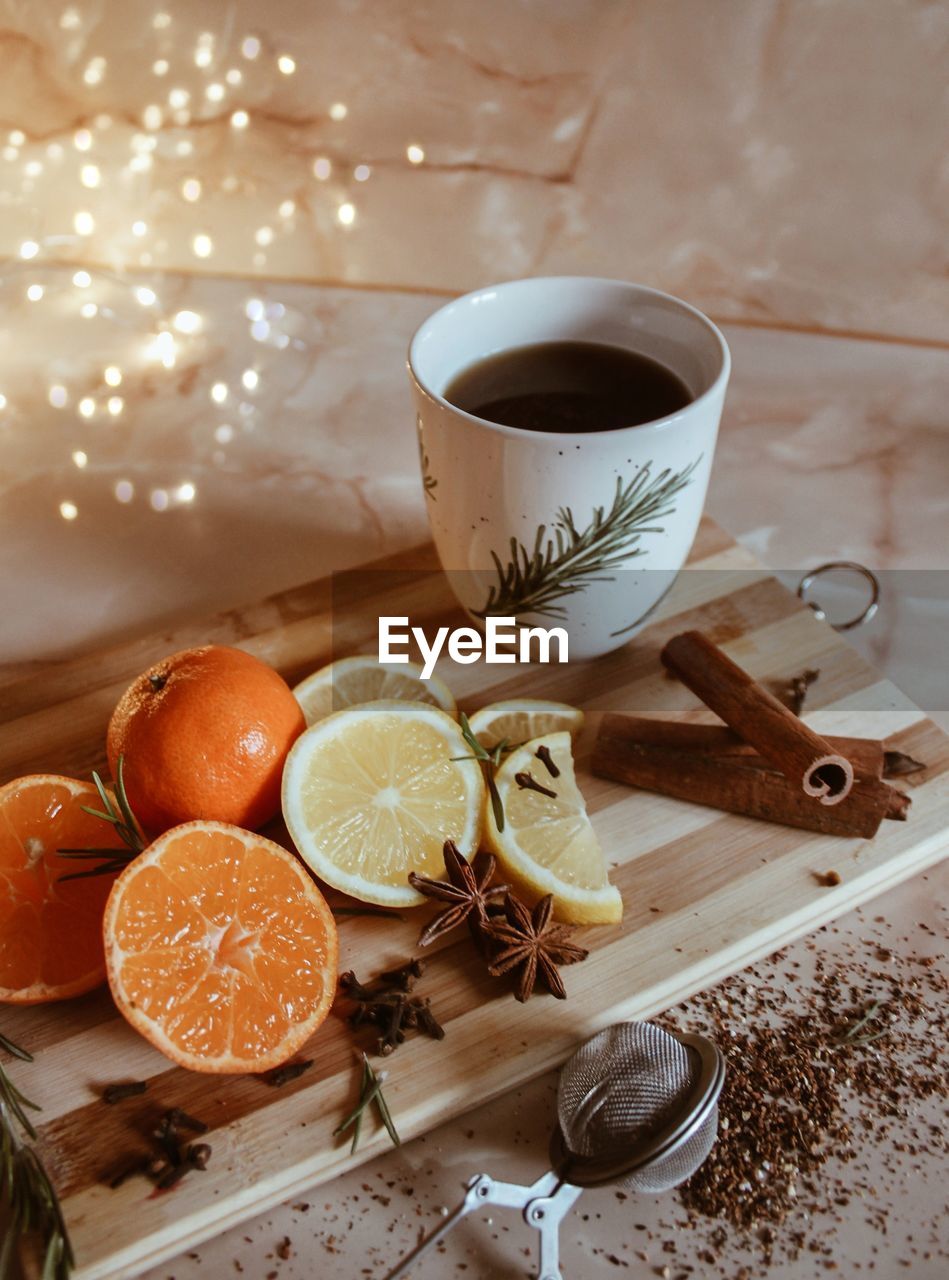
[385,1020,725,1280]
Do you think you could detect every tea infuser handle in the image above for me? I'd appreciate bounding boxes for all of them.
[797,561,880,631]
[524,1180,584,1280]
[384,1171,561,1279]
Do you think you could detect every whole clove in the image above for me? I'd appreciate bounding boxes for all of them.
[102,1080,148,1105]
[258,1060,313,1088]
[340,964,444,1056]
[514,771,558,799]
[535,744,561,778]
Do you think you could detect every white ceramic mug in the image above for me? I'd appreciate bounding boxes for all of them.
[408,277,730,660]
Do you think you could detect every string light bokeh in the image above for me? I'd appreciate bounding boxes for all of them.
[1,4,429,524]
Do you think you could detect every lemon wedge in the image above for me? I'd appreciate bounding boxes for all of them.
[467,698,584,750]
[293,655,457,727]
[484,731,622,925]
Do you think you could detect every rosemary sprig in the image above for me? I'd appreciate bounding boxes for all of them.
[334,1054,400,1155]
[474,458,701,621]
[831,999,890,1047]
[453,713,508,832]
[58,756,146,881]
[1,1031,74,1280]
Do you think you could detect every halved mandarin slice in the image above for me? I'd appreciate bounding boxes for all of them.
[103,821,337,1073]
[282,703,484,907]
[293,655,457,727]
[467,699,584,751]
[0,774,128,1004]
[484,732,623,926]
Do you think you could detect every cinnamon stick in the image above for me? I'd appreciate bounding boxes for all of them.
[594,715,885,778]
[591,738,910,838]
[661,631,854,806]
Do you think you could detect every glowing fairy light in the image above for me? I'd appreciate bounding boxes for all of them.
[73,269,92,287]
[182,177,201,202]
[192,233,213,258]
[26,284,44,301]
[176,139,194,156]
[230,109,249,129]
[24,160,43,176]
[168,87,190,110]
[176,482,196,503]
[241,36,261,59]
[80,301,98,318]
[104,366,122,387]
[172,310,202,334]
[9,130,25,146]
[142,104,163,130]
[195,43,214,70]
[146,332,176,368]
[312,156,331,179]
[214,423,233,443]
[132,220,148,236]
[150,489,169,511]
[153,12,171,29]
[59,501,78,520]
[83,57,106,86]
[241,369,258,391]
[60,8,81,28]
[255,225,274,246]
[0,394,6,410]
[114,479,134,503]
[108,396,124,416]
[245,298,265,321]
[278,199,295,217]
[354,164,370,181]
[47,142,63,160]
[135,286,157,306]
[407,143,425,164]
[73,128,92,151]
[19,240,39,259]
[206,82,225,102]
[337,201,356,225]
[153,59,169,76]
[73,211,94,235]
[129,154,152,172]
[211,382,228,403]
[226,68,243,85]
[277,54,296,74]
[80,163,100,187]
[329,102,347,121]
[48,385,68,408]
[72,450,88,468]
[78,397,95,419]
[251,319,270,341]
[3,146,17,161]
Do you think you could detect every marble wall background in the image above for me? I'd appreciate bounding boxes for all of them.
[1,0,946,337]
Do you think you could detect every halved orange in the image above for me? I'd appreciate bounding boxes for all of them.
[0,775,127,1004]
[103,821,338,1073]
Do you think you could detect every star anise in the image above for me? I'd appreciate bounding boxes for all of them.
[482,894,588,1002]
[408,840,509,948]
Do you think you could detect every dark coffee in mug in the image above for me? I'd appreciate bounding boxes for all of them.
[443,340,692,433]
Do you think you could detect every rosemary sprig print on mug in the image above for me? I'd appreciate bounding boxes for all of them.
[473,458,701,623]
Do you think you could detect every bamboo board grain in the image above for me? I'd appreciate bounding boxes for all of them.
[2,518,947,1280]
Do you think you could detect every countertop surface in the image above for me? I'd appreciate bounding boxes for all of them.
[1,1,946,1277]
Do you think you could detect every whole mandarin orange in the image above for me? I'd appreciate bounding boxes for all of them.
[107,645,305,834]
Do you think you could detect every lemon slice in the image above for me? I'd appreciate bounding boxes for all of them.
[485,731,622,925]
[467,699,584,750]
[293,655,457,727]
[282,702,484,906]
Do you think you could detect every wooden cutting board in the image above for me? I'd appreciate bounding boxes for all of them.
[2,518,947,1280]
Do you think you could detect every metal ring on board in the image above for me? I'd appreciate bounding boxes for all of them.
[797,561,880,631]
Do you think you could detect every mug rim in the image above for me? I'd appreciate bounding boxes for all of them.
[407,275,731,442]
